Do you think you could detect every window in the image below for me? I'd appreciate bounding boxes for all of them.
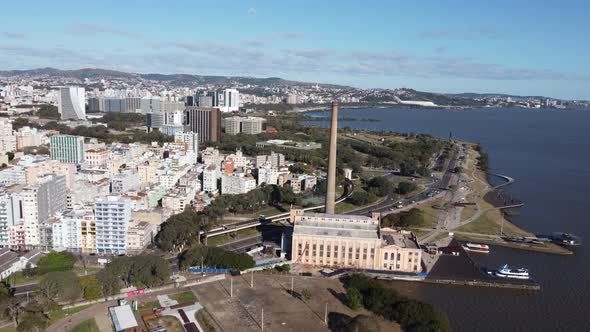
[384,252,388,260]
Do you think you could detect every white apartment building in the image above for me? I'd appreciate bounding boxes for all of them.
[174,131,199,164]
[201,147,221,167]
[85,148,109,168]
[202,164,219,193]
[0,119,16,152]
[256,151,285,168]
[221,173,256,195]
[111,170,139,195]
[257,162,279,186]
[94,196,131,255]
[221,89,240,113]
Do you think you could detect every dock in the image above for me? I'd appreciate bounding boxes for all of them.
[424,240,541,290]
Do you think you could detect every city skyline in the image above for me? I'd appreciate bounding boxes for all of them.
[0,0,589,99]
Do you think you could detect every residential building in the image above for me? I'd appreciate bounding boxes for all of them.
[185,107,222,142]
[202,164,219,193]
[0,119,16,152]
[256,151,285,168]
[111,170,139,195]
[257,163,279,186]
[21,175,67,247]
[85,148,109,168]
[103,98,126,113]
[174,131,199,164]
[59,87,85,120]
[94,196,131,255]
[201,147,221,167]
[221,173,256,195]
[241,116,265,134]
[50,135,85,164]
[126,221,156,253]
[224,116,242,135]
[15,126,42,149]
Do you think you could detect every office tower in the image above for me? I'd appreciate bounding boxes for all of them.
[50,135,84,164]
[185,95,195,106]
[59,87,86,120]
[325,101,338,214]
[222,89,240,112]
[103,98,127,113]
[197,90,219,107]
[185,107,222,142]
[94,196,131,255]
[140,96,161,114]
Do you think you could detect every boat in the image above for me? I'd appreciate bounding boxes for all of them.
[462,243,490,253]
[487,264,530,280]
[536,232,582,246]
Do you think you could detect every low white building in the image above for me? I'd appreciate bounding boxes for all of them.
[221,173,256,195]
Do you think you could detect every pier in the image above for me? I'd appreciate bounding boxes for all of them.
[424,240,541,290]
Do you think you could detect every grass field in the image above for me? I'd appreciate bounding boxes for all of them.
[172,290,197,304]
[49,304,93,325]
[0,326,16,332]
[206,228,260,247]
[68,319,99,332]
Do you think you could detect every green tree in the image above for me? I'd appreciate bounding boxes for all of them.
[345,315,380,332]
[97,255,170,296]
[346,287,363,310]
[367,177,393,197]
[396,181,418,195]
[79,275,103,300]
[5,151,14,161]
[36,104,60,119]
[16,301,50,332]
[37,271,82,303]
[35,251,76,274]
[179,245,255,271]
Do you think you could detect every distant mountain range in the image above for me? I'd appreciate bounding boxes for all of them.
[0,67,349,89]
[0,67,579,103]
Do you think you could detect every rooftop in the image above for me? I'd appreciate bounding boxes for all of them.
[382,231,419,249]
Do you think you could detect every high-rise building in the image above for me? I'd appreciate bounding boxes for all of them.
[87,97,102,112]
[126,97,141,113]
[94,196,131,255]
[185,107,222,142]
[0,189,20,246]
[0,119,16,152]
[197,91,219,107]
[140,96,161,114]
[174,131,199,164]
[59,87,86,120]
[185,95,195,107]
[22,175,67,247]
[103,98,127,113]
[50,135,84,164]
[222,89,240,112]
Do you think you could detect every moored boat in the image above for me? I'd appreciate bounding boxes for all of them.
[462,243,490,253]
[487,264,530,280]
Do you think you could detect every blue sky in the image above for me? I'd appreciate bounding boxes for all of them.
[1,0,589,99]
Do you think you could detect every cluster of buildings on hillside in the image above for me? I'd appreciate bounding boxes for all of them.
[0,113,319,254]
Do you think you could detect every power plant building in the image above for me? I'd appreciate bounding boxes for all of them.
[290,101,422,273]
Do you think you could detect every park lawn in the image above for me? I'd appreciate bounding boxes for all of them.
[49,304,93,324]
[139,300,161,310]
[172,290,197,304]
[206,228,260,247]
[414,204,440,229]
[8,271,41,286]
[68,318,99,332]
[335,201,356,214]
[0,326,16,332]
[456,213,500,235]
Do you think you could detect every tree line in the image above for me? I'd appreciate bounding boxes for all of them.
[343,274,450,332]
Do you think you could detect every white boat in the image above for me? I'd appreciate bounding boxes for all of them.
[489,264,530,280]
[462,243,490,253]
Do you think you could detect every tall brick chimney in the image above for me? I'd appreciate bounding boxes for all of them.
[325,101,338,214]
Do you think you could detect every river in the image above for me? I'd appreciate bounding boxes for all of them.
[303,107,590,332]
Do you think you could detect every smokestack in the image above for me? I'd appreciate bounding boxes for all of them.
[325,101,338,214]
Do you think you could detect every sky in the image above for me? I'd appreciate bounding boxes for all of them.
[1,0,589,99]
